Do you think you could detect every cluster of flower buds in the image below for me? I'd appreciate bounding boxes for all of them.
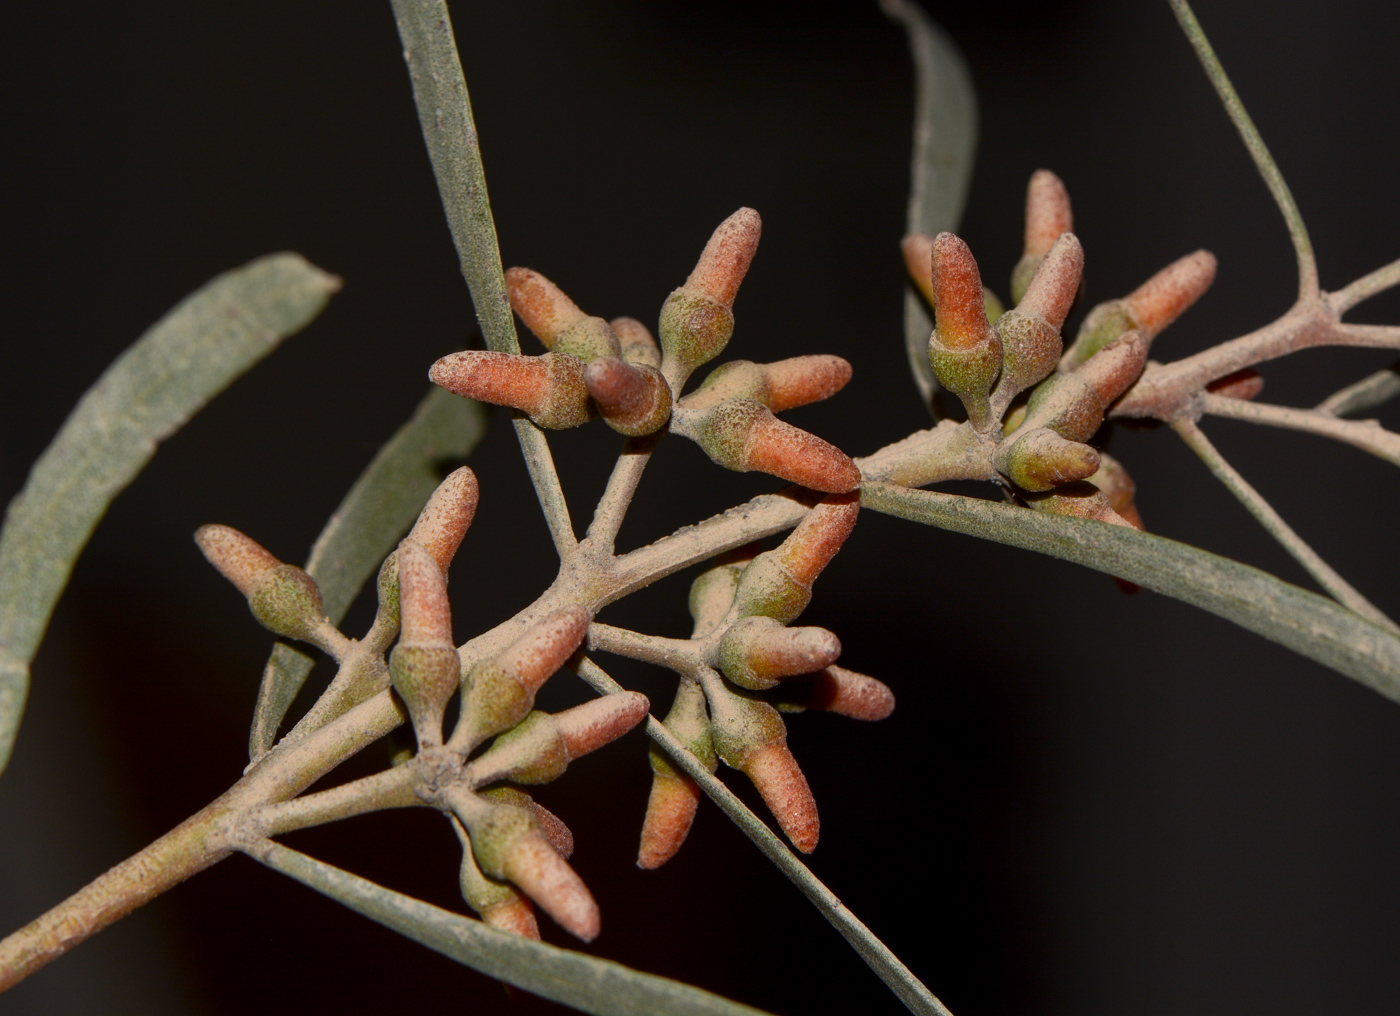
[636,493,894,867]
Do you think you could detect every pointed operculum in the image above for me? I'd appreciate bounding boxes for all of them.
[995,426,1101,492]
[1124,249,1217,339]
[777,492,860,587]
[744,742,819,853]
[555,691,650,759]
[504,267,586,349]
[777,666,895,721]
[194,524,282,597]
[638,760,701,870]
[482,898,540,939]
[762,355,852,412]
[1024,170,1073,257]
[397,540,453,646]
[406,467,479,574]
[585,356,672,436]
[1207,368,1264,402]
[742,412,861,493]
[900,233,937,306]
[611,316,662,369]
[497,606,592,696]
[428,350,591,429]
[686,207,762,309]
[501,832,601,942]
[1086,453,1145,531]
[930,232,990,351]
[1025,481,1136,529]
[1018,232,1083,331]
[1075,331,1148,406]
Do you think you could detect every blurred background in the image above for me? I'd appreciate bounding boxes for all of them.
[2,1,1399,1013]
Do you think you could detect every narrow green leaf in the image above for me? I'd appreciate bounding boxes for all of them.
[248,840,773,1016]
[882,0,978,411]
[861,483,1400,704]
[250,386,487,760]
[0,253,339,774]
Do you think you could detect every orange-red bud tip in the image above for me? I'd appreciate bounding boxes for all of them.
[637,770,702,869]
[505,267,586,348]
[931,232,990,351]
[777,492,860,587]
[1124,249,1217,339]
[502,833,600,942]
[497,606,592,695]
[1075,331,1149,406]
[744,413,861,493]
[1024,170,1073,257]
[1207,368,1264,402]
[397,540,453,646]
[744,742,819,853]
[429,350,590,429]
[1018,232,1083,331]
[585,357,672,436]
[610,316,662,369]
[194,524,281,597]
[763,355,853,412]
[779,666,895,721]
[482,898,541,940]
[686,208,762,309]
[406,467,479,575]
[555,692,650,760]
[900,233,937,306]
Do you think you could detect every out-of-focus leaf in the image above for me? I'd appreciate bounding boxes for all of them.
[862,483,1400,703]
[881,0,978,412]
[248,839,773,1016]
[0,253,339,774]
[250,387,486,761]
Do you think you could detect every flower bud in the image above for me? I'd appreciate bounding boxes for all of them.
[638,679,715,869]
[610,316,662,369]
[584,357,672,436]
[481,786,575,859]
[1073,331,1149,407]
[688,546,758,638]
[995,233,1083,405]
[900,233,937,307]
[1085,453,1145,531]
[458,607,591,745]
[729,494,859,623]
[406,467,479,574]
[1025,481,1136,528]
[771,665,895,721]
[1011,170,1074,305]
[455,796,599,941]
[716,616,841,691]
[658,209,761,384]
[684,356,852,414]
[390,541,461,746]
[927,233,1001,430]
[504,267,622,362]
[452,819,541,940]
[993,426,1100,492]
[1020,372,1103,444]
[1060,250,1216,368]
[703,675,818,853]
[195,525,326,643]
[429,350,592,430]
[673,398,860,493]
[472,693,649,786]
[1207,368,1264,402]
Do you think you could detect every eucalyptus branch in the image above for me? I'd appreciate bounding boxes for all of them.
[1170,417,1398,633]
[573,656,953,1016]
[1316,361,1400,417]
[1330,258,1400,315]
[1200,392,1400,467]
[586,433,663,554]
[1168,0,1317,299]
[251,765,423,838]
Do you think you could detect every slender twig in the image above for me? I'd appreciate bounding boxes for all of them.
[513,416,577,557]
[588,622,702,674]
[586,433,662,554]
[573,656,953,1016]
[1170,417,1398,633]
[1332,323,1400,349]
[1168,0,1316,299]
[1201,393,1400,467]
[251,765,423,837]
[1330,258,1400,315]
[1316,361,1400,417]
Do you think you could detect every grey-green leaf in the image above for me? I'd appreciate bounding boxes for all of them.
[882,0,978,412]
[248,839,773,1016]
[862,483,1400,704]
[249,386,487,761]
[0,253,339,775]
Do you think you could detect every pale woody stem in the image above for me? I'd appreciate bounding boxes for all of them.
[1200,393,1400,468]
[1170,417,1399,634]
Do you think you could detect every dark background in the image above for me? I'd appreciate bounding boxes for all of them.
[3,1,1400,1013]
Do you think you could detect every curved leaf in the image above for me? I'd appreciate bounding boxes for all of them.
[250,386,487,761]
[861,483,1400,704]
[247,839,773,1016]
[881,0,978,411]
[0,253,339,774]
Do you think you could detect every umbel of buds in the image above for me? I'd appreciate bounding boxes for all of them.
[926,232,1002,430]
[1061,249,1217,369]
[1011,169,1074,305]
[195,525,327,644]
[658,208,761,389]
[389,540,461,748]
